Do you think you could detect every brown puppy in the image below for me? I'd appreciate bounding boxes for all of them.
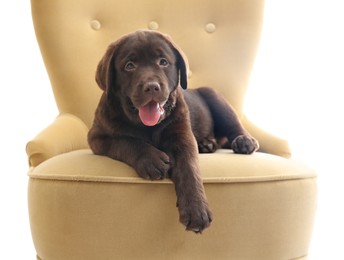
[88,30,259,233]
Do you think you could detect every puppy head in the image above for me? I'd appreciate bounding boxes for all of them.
[95,30,189,126]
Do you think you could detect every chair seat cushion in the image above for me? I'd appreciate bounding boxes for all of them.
[29,149,315,183]
[28,149,317,260]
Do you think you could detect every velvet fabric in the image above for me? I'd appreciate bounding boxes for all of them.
[27,0,317,259]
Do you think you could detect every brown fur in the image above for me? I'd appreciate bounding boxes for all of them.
[88,30,259,233]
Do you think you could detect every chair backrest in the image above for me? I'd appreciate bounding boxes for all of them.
[31,0,264,128]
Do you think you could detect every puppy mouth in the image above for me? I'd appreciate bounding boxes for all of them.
[138,100,165,126]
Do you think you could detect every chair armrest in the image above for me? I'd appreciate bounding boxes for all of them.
[26,113,89,167]
[242,116,291,158]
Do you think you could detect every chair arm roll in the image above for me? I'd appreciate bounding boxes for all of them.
[242,116,291,158]
[26,113,90,167]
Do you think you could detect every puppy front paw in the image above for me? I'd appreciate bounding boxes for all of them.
[136,150,170,180]
[178,199,213,234]
[231,135,259,154]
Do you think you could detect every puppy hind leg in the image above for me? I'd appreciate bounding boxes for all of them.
[197,87,245,141]
[198,136,218,153]
[197,87,259,154]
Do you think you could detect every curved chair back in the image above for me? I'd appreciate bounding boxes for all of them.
[31,0,264,127]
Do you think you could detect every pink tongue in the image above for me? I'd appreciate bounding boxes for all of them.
[138,101,164,126]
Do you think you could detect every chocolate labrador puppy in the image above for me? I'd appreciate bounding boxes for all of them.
[88,30,259,233]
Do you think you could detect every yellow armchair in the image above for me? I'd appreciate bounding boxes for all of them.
[27,0,317,259]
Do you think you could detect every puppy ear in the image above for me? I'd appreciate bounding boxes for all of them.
[175,49,188,90]
[157,32,189,89]
[95,38,125,97]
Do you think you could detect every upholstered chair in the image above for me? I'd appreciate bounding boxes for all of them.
[27,0,317,259]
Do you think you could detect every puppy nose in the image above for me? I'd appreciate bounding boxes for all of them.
[143,82,161,93]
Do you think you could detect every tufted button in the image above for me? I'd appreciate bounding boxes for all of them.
[90,20,101,31]
[205,23,216,33]
[148,21,159,30]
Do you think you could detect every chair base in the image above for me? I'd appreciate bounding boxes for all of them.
[29,150,317,259]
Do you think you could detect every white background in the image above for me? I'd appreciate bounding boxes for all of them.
[1,0,343,259]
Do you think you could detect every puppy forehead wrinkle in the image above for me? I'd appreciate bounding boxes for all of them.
[148,36,175,57]
[120,33,175,60]
[154,46,175,59]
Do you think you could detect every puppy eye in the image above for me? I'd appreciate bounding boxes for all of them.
[124,61,136,71]
[159,58,169,67]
